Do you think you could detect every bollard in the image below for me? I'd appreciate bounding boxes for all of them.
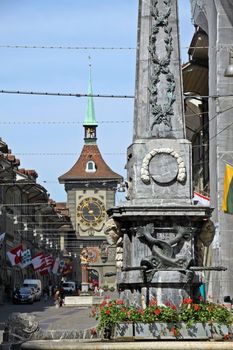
[2,326,9,343]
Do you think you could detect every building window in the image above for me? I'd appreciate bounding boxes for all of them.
[86,161,96,173]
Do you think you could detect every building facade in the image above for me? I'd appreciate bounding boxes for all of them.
[190,0,233,301]
[0,138,69,303]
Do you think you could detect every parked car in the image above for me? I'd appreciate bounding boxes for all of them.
[62,281,76,294]
[23,279,42,301]
[12,287,34,304]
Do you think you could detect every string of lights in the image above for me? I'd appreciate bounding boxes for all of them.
[0,45,136,50]
[0,111,209,125]
[0,145,206,158]
[1,89,233,101]
[0,120,132,125]
[0,90,134,99]
[13,152,125,155]
[0,44,232,50]
[0,203,56,206]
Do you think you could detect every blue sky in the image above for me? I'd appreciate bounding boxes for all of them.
[0,0,194,203]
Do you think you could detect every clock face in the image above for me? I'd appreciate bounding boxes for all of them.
[77,197,106,226]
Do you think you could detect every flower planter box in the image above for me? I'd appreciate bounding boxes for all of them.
[179,322,211,340]
[113,323,134,339]
[210,323,232,340]
[134,322,210,340]
[113,322,231,340]
[134,322,176,340]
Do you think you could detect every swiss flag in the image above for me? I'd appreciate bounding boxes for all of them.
[7,244,23,266]
[31,252,46,271]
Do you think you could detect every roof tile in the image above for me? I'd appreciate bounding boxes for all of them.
[59,144,122,182]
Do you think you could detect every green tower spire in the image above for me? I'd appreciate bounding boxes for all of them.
[83,61,97,126]
[83,59,98,144]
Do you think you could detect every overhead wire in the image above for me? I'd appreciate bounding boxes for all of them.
[0,45,136,50]
[0,90,134,99]
[1,89,233,99]
[0,44,232,50]
[0,120,132,125]
[0,110,209,125]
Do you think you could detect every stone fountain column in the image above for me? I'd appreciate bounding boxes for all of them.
[108,0,212,307]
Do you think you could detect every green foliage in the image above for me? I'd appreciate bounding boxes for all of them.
[179,298,233,328]
[90,297,233,332]
[102,285,109,292]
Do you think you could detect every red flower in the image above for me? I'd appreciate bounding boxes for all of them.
[138,308,145,315]
[193,304,200,311]
[91,310,96,317]
[149,298,157,306]
[116,299,124,305]
[154,308,161,315]
[223,334,230,340]
[171,304,177,310]
[165,301,171,307]
[101,300,107,307]
[170,326,178,337]
[183,297,192,304]
[90,328,97,335]
[105,309,111,315]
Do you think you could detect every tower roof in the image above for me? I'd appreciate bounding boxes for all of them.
[59,144,122,183]
[83,64,97,126]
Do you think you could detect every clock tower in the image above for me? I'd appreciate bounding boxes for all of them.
[59,67,122,286]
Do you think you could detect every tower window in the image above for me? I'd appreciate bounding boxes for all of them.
[86,161,96,173]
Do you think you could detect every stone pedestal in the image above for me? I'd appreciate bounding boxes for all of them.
[109,205,211,307]
[81,283,89,294]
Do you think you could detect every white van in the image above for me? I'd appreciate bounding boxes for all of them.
[23,279,42,301]
[62,281,76,294]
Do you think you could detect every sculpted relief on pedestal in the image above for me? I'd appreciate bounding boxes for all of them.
[141,148,186,185]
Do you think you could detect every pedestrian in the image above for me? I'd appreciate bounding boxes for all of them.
[59,287,65,307]
[94,285,98,295]
[54,289,60,308]
[99,287,104,297]
[43,287,49,302]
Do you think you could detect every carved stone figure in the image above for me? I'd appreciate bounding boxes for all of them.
[80,248,89,263]
[103,218,122,245]
[198,219,215,247]
[136,223,194,281]
[104,218,123,270]
[5,313,39,343]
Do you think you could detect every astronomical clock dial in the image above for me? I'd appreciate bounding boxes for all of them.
[77,197,106,227]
